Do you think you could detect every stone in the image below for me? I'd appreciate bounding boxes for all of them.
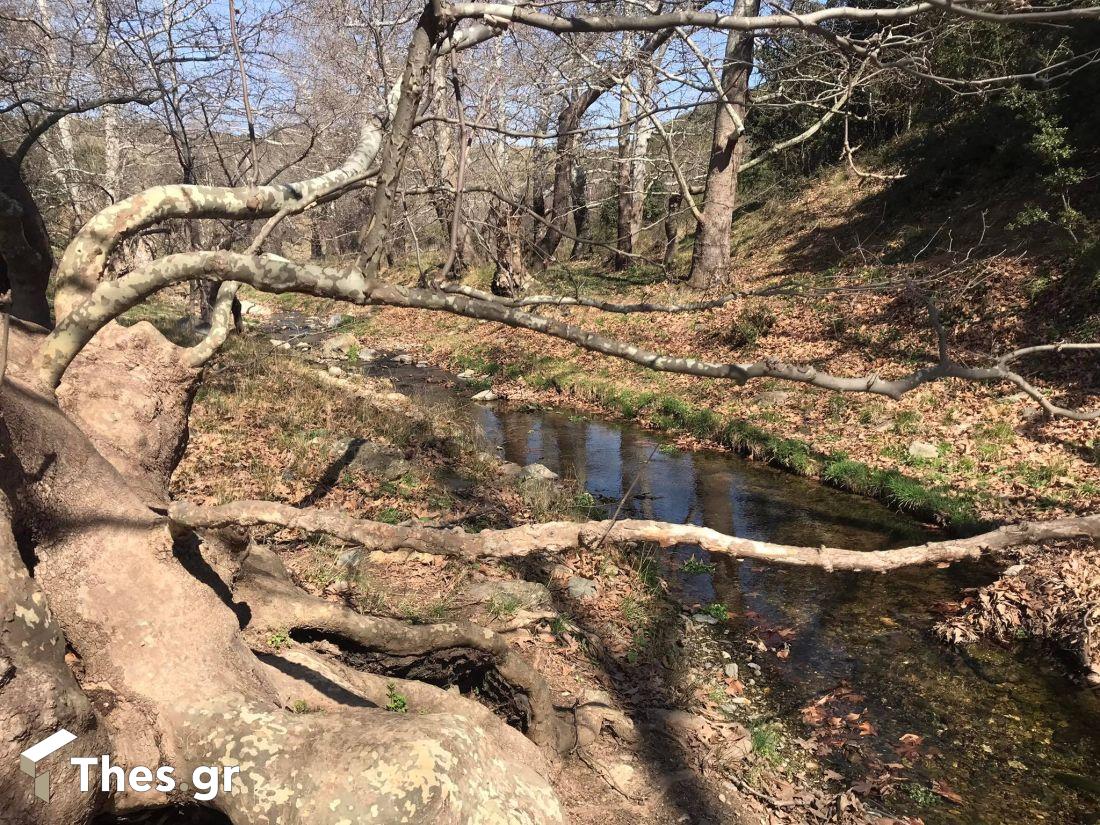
[456,369,477,380]
[326,314,346,328]
[754,390,791,406]
[566,576,598,600]
[472,389,498,402]
[394,353,415,365]
[724,663,739,680]
[416,361,430,369]
[326,366,344,377]
[521,463,558,481]
[347,442,412,481]
[322,333,358,355]
[691,613,718,625]
[497,462,523,479]
[907,440,939,460]
[464,580,552,609]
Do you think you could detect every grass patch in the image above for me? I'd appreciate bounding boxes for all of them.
[750,723,784,764]
[487,593,522,621]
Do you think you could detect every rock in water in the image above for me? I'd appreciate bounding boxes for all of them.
[472,389,498,402]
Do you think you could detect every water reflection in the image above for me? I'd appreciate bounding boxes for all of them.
[470,406,1100,825]
[367,357,1100,824]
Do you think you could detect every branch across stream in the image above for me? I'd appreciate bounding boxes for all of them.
[348,340,1100,825]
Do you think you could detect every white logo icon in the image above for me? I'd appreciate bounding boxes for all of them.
[20,729,77,801]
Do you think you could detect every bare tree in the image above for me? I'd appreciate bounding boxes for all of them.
[3,1,1100,823]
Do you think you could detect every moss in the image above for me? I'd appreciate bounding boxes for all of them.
[433,349,981,529]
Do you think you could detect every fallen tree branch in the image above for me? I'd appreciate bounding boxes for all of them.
[169,499,1100,572]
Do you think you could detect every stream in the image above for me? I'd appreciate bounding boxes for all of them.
[377,355,1100,824]
[269,314,1100,823]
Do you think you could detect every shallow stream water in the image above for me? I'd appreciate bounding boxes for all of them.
[367,354,1100,825]
[267,314,1100,824]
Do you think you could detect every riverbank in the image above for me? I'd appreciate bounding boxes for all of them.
[152,297,1100,823]
[261,283,1097,532]
[170,325,890,825]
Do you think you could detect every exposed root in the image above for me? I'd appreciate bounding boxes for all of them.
[234,544,578,752]
[170,498,1100,572]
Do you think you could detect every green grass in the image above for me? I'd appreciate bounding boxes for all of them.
[487,593,522,621]
[750,723,784,764]
[438,346,979,529]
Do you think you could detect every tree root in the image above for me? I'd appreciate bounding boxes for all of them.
[2,326,566,823]
[234,545,578,752]
[170,498,1100,572]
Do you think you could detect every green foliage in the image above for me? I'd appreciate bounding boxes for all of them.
[704,602,730,622]
[267,629,291,650]
[385,682,409,713]
[904,782,940,807]
[682,555,717,575]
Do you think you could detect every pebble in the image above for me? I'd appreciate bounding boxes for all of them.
[724,663,739,680]
[907,440,939,460]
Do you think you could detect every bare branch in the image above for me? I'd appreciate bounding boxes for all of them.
[36,251,1100,419]
[168,499,1100,573]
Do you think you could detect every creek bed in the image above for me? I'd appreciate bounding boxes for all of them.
[260,307,1100,824]
[358,351,1100,825]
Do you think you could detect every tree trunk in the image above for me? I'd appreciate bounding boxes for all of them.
[570,165,590,260]
[663,190,684,270]
[531,94,593,265]
[687,0,759,290]
[615,86,635,270]
[0,152,54,327]
[491,199,531,296]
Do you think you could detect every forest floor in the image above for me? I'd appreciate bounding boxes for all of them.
[164,320,913,825]
[143,159,1100,825]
